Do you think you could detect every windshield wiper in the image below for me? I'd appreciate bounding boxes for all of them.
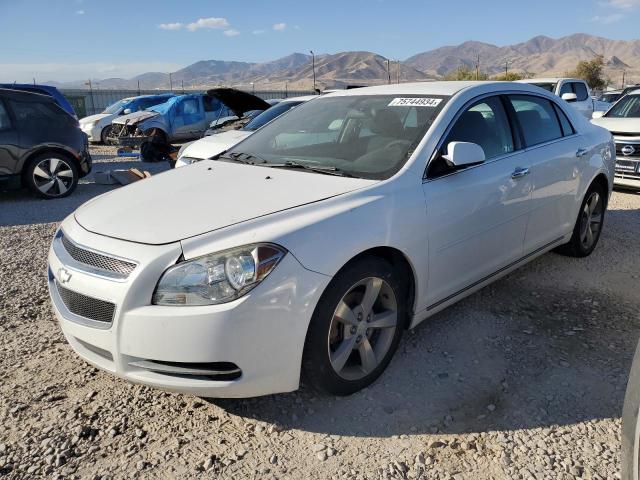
[217,151,267,165]
[265,160,354,177]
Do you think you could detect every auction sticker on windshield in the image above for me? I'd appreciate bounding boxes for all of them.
[388,98,443,107]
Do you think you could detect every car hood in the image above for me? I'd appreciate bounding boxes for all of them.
[206,88,271,117]
[79,113,112,125]
[74,160,376,245]
[112,110,159,126]
[182,130,252,159]
[591,117,640,134]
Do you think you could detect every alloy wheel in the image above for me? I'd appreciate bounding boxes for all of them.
[32,157,75,197]
[579,191,603,250]
[327,277,398,381]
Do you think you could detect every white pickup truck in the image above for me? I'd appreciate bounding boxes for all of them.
[518,78,611,118]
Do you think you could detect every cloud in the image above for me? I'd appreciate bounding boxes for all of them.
[75,10,84,14]
[186,17,229,31]
[591,12,624,23]
[252,29,265,35]
[224,29,240,37]
[604,0,640,8]
[273,23,287,31]
[159,22,183,30]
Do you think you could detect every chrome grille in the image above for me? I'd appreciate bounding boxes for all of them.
[61,233,136,277]
[55,281,115,324]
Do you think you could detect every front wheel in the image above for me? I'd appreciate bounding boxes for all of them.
[555,183,606,257]
[302,257,405,395]
[101,125,114,145]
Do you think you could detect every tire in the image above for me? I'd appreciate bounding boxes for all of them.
[555,182,606,257]
[24,153,79,199]
[622,339,640,480]
[302,256,405,395]
[100,125,113,145]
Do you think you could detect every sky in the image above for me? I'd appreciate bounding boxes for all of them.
[1,0,640,83]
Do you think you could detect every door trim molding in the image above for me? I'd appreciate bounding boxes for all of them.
[426,236,565,311]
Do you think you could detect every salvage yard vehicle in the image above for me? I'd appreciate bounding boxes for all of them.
[47,81,614,397]
[591,90,640,190]
[518,78,611,118]
[0,88,91,199]
[110,88,270,146]
[176,95,315,168]
[79,93,174,144]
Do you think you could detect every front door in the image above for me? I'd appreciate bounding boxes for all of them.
[172,97,205,140]
[422,95,532,308]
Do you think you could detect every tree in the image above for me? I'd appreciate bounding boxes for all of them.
[443,65,488,81]
[492,71,527,81]
[569,56,608,90]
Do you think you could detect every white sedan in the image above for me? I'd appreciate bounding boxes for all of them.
[47,81,614,398]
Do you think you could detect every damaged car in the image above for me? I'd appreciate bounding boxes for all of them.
[109,89,271,147]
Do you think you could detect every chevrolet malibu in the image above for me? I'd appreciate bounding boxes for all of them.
[47,82,615,397]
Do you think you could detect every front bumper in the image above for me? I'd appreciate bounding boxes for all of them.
[47,216,330,398]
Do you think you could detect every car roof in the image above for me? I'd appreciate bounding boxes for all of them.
[0,87,56,101]
[281,95,317,103]
[518,78,583,84]
[319,81,552,98]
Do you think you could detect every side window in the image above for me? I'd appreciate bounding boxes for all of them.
[178,99,199,115]
[573,82,589,101]
[203,96,221,112]
[443,96,514,160]
[0,100,11,130]
[9,99,69,127]
[509,95,563,147]
[553,104,575,136]
[559,83,573,96]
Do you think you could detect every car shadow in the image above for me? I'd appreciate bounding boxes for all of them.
[0,159,171,227]
[210,204,640,437]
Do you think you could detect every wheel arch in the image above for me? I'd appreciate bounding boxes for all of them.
[591,172,610,207]
[19,147,79,186]
[334,246,418,329]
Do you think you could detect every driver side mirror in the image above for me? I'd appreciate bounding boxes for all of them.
[442,142,485,168]
[561,93,578,103]
[123,108,132,115]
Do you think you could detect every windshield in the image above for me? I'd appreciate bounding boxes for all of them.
[606,95,640,118]
[227,94,449,180]
[243,101,303,131]
[103,99,128,115]
[530,83,557,93]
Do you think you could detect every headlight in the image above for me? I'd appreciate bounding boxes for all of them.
[152,244,286,306]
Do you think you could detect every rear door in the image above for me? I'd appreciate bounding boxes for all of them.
[507,94,582,252]
[422,95,532,307]
[0,98,20,175]
[171,97,205,140]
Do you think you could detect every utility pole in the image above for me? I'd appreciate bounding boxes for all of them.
[85,79,95,115]
[169,72,173,92]
[32,77,36,85]
[285,81,288,98]
[475,54,480,81]
[310,50,316,93]
[622,70,627,89]
[181,80,185,93]
[397,60,400,84]
[386,59,391,84]
[505,59,511,77]
[137,80,141,96]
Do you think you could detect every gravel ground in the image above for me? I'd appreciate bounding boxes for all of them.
[1,145,639,479]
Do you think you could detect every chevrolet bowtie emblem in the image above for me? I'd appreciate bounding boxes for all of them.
[58,267,72,284]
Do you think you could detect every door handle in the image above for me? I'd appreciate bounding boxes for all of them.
[511,167,530,179]
[576,148,588,158]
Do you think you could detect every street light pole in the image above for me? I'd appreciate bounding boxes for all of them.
[397,60,400,84]
[85,79,95,115]
[169,72,173,92]
[310,50,316,93]
[386,59,391,84]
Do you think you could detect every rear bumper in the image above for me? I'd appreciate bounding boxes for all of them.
[47,216,330,398]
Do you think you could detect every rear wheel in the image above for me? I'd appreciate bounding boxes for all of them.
[555,183,606,257]
[24,153,78,199]
[302,257,405,395]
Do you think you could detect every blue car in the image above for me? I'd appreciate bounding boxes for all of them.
[110,89,271,145]
[0,83,76,119]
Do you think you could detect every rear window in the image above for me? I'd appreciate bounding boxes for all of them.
[509,95,563,147]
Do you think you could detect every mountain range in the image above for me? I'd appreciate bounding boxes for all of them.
[52,33,640,91]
